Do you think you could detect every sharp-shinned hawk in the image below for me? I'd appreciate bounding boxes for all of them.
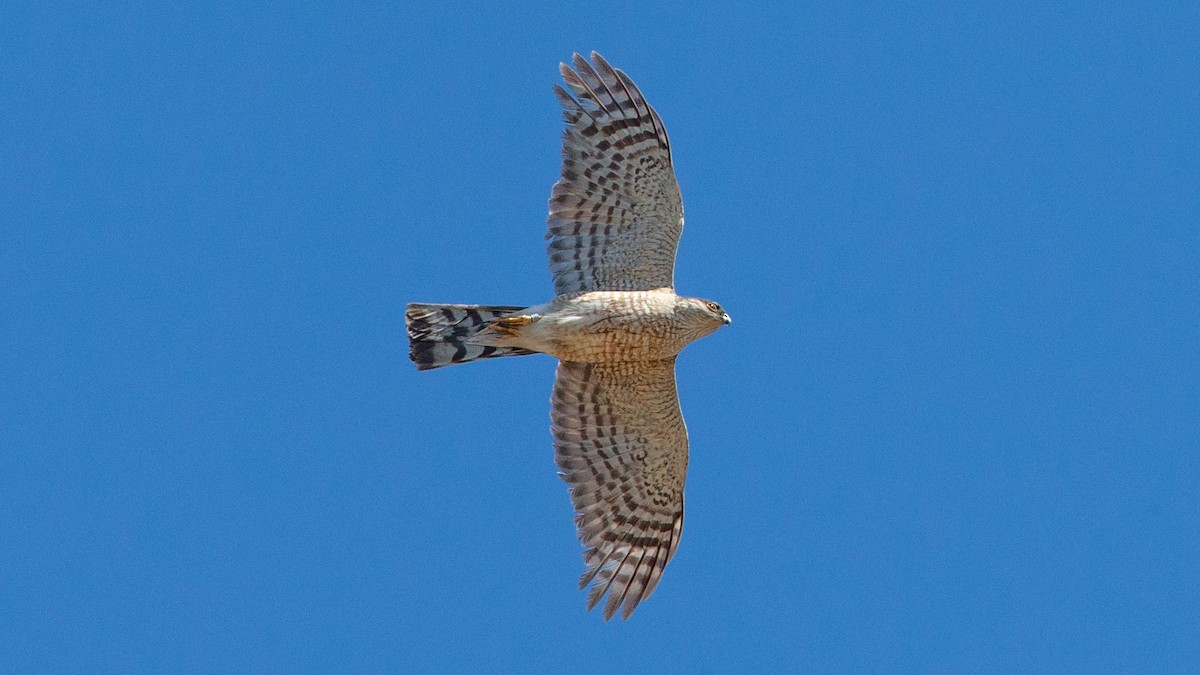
[406,52,730,620]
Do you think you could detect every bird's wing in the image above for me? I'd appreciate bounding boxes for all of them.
[551,358,688,620]
[547,52,684,295]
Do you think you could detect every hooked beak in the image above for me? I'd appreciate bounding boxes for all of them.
[721,312,732,325]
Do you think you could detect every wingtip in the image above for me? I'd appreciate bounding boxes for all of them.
[600,595,619,621]
[590,51,611,70]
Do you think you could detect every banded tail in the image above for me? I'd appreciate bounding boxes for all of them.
[406,303,537,371]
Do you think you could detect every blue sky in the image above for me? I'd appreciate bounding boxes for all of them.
[3,2,1198,672]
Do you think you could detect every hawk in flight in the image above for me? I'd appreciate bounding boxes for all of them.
[406,52,730,620]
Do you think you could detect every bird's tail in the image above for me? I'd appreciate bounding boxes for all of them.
[405,303,537,371]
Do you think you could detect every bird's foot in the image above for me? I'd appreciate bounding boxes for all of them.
[490,315,533,336]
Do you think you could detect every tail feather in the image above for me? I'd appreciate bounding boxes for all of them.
[406,303,537,370]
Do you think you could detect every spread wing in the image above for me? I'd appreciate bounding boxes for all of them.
[551,358,688,620]
[546,52,685,295]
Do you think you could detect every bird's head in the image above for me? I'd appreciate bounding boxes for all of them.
[682,297,732,336]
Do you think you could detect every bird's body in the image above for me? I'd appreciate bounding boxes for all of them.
[406,52,728,620]
[485,290,726,363]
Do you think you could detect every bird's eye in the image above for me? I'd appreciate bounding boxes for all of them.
[706,302,721,313]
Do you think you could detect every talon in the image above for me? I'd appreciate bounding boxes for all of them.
[491,315,533,336]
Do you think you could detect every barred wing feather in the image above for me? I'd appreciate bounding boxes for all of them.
[551,358,688,620]
[547,52,685,295]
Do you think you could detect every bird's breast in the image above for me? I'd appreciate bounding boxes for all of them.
[527,291,686,362]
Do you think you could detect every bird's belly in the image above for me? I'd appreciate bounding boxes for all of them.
[551,331,680,362]
[527,312,682,363]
